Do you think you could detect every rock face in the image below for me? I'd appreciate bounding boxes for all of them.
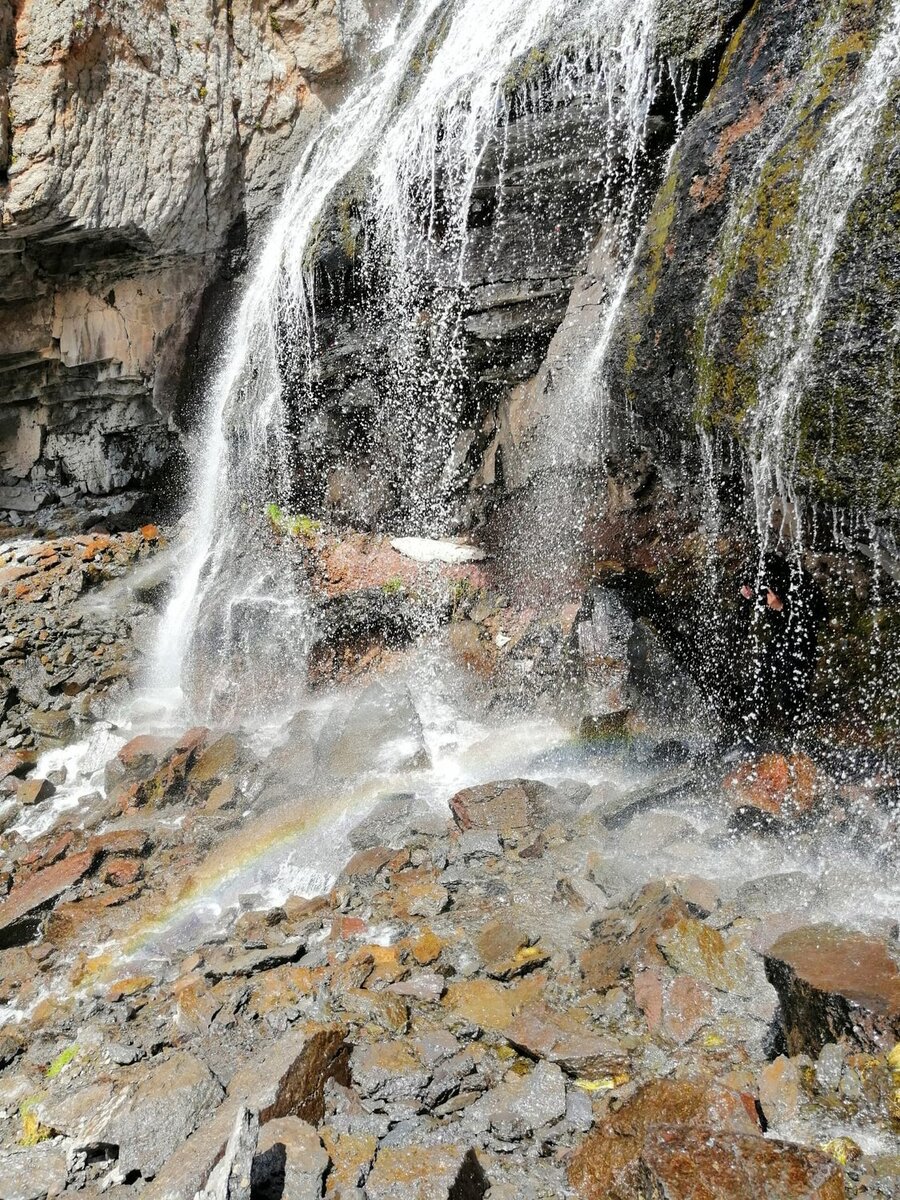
[0,0,368,517]
[281,1,746,531]
[610,0,900,518]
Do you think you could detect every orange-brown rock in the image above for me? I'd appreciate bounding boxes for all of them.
[724,752,818,819]
[189,735,240,786]
[764,924,900,1055]
[568,1079,762,1198]
[0,848,97,941]
[636,1129,845,1199]
[321,1130,378,1194]
[505,1003,628,1078]
[46,885,142,946]
[343,845,394,882]
[14,777,55,806]
[410,930,445,965]
[115,734,171,776]
[0,751,36,782]
[103,857,143,887]
[581,882,690,992]
[443,976,546,1033]
[475,914,549,980]
[366,1144,487,1200]
[449,778,556,837]
[86,828,151,859]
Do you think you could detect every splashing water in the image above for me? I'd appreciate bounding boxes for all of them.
[154,0,670,720]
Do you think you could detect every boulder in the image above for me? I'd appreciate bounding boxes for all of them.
[325,683,426,778]
[348,794,441,850]
[580,882,690,992]
[251,1116,328,1200]
[656,917,759,997]
[764,924,900,1055]
[144,1026,349,1200]
[465,1060,568,1138]
[190,735,240,786]
[199,1107,258,1200]
[724,753,818,821]
[449,779,558,838]
[568,1079,762,1198]
[636,1129,845,1199]
[27,710,75,744]
[0,1144,68,1200]
[475,914,549,980]
[366,1144,488,1200]
[0,849,97,946]
[504,1004,628,1078]
[37,1051,224,1180]
[14,777,55,806]
[351,1040,431,1104]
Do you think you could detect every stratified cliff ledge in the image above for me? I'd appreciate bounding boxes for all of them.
[0,0,367,523]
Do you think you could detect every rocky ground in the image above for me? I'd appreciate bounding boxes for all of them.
[0,524,897,1199]
[0,527,167,751]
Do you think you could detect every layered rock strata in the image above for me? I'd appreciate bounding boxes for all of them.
[0,0,367,519]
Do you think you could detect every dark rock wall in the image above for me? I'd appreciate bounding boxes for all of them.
[280,2,748,531]
[610,0,900,518]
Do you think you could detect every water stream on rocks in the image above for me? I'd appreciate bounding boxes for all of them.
[155,0,666,723]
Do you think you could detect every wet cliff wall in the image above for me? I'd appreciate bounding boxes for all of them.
[0,0,368,523]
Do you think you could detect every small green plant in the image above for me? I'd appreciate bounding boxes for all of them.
[19,1096,50,1147]
[287,514,321,538]
[73,18,85,31]
[265,502,285,531]
[382,577,405,596]
[450,577,473,609]
[269,13,281,33]
[198,85,208,99]
[170,22,178,38]
[46,1045,78,1079]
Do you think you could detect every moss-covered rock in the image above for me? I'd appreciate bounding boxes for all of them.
[612,0,900,519]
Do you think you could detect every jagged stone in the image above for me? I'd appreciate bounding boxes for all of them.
[36,1051,223,1179]
[366,1144,488,1200]
[198,1107,259,1200]
[144,1026,350,1200]
[580,882,690,992]
[251,1116,328,1200]
[0,1144,68,1200]
[764,924,900,1055]
[505,1004,628,1078]
[449,779,558,838]
[0,848,97,945]
[568,1079,762,1198]
[464,1060,568,1138]
[13,777,55,806]
[637,1129,846,1200]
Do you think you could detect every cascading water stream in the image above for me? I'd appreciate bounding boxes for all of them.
[746,0,900,548]
[682,0,900,744]
[155,0,669,719]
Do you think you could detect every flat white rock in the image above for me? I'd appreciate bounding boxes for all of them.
[390,537,486,564]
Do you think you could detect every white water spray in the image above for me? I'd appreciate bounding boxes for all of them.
[155,0,671,717]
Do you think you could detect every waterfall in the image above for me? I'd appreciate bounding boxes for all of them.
[155,0,667,721]
[693,0,900,550]
[747,0,900,546]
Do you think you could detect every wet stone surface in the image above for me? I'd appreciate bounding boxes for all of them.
[0,528,897,1199]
